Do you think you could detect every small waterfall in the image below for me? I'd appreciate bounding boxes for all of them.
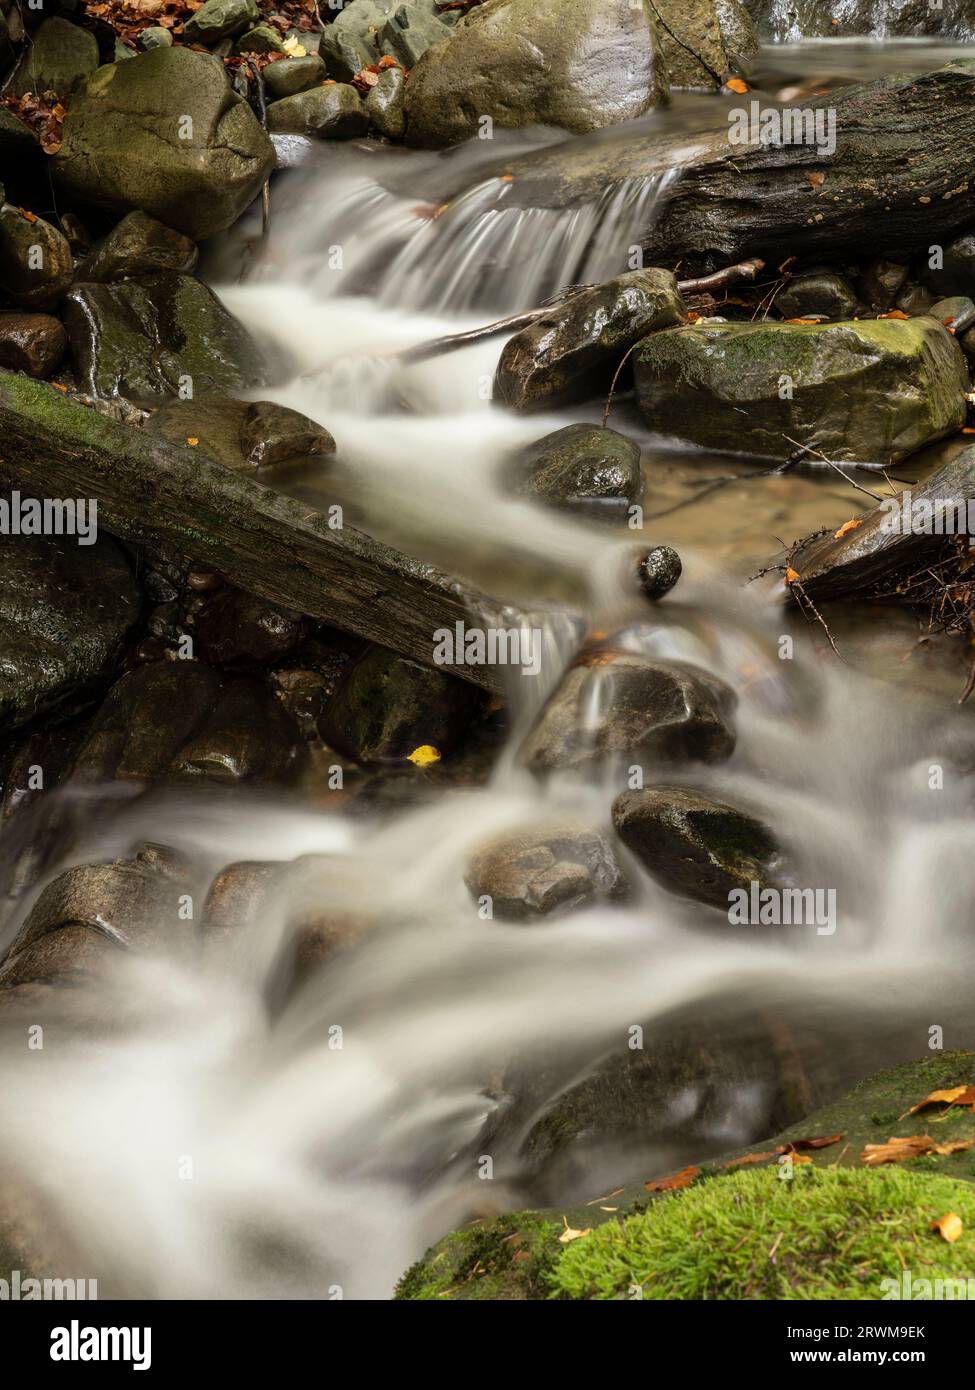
[751,0,975,42]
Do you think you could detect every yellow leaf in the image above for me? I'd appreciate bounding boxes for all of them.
[407,744,441,767]
[931,1212,963,1243]
[186,437,199,446]
[558,1217,591,1244]
[906,1085,975,1116]
[282,36,307,56]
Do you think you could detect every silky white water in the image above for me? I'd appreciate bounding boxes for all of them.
[3,48,975,1300]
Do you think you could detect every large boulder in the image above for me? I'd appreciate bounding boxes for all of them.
[404,0,669,148]
[0,527,141,734]
[143,396,335,471]
[495,269,685,412]
[78,211,198,283]
[52,49,275,240]
[634,318,969,465]
[658,0,757,87]
[62,273,265,401]
[8,16,99,98]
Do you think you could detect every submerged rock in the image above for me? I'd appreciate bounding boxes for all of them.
[0,206,73,311]
[464,823,628,921]
[612,786,780,907]
[495,269,685,412]
[63,274,265,401]
[8,16,99,98]
[520,651,737,774]
[512,423,641,516]
[0,313,67,378]
[79,211,199,283]
[319,644,481,763]
[404,0,668,148]
[267,84,369,139]
[0,531,140,734]
[634,318,969,465]
[52,49,275,240]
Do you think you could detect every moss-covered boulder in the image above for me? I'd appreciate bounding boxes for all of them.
[397,1050,975,1299]
[612,785,781,908]
[52,49,275,240]
[62,274,265,401]
[404,0,669,148]
[495,270,685,413]
[144,396,334,471]
[634,318,969,465]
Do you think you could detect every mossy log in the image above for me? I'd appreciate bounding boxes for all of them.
[0,373,520,692]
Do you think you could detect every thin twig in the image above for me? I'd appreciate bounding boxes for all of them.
[779,435,883,501]
[602,343,641,427]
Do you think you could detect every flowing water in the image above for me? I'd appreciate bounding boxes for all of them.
[3,41,975,1300]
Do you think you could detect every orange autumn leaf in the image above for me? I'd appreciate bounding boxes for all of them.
[644,1164,699,1192]
[722,1149,780,1169]
[877,309,909,320]
[785,567,800,584]
[787,1133,844,1151]
[186,437,199,446]
[931,1212,963,1243]
[834,518,864,539]
[905,1085,975,1116]
[807,171,825,188]
[861,1135,936,1165]
[783,317,821,324]
[725,77,749,93]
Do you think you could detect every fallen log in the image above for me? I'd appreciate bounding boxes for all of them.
[765,448,975,606]
[0,373,530,693]
[492,61,975,273]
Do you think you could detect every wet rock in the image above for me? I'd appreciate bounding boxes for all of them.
[659,0,757,88]
[776,271,858,321]
[0,312,67,378]
[520,652,736,775]
[52,49,275,240]
[144,396,334,470]
[495,269,685,412]
[320,22,376,79]
[928,296,975,335]
[896,282,935,316]
[138,25,173,50]
[923,232,975,298]
[267,84,368,138]
[0,107,40,165]
[0,850,194,989]
[612,786,780,908]
[78,210,198,283]
[404,0,668,148]
[379,3,450,67]
[59,212,92,254]
[70,660,223,783]
[464,823,628,921]
[183,0,259,44]
[193,588,305,668]
[637,545,682,600]
[236,24,287,54]
[365,64,406,139]
[512,423,641,517]
[319,644,481,764]
[62,273,265,401]
[263,55,326,99]
[0,531,140,734]
[634,318,969,466]
[857,257,909,310]
[8,16,99,98]
[171,676,305,784]
[0,205,72,311]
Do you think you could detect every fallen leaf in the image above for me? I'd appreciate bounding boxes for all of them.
[861,1135,936,1165]
[834,518,864,539]
[282,36,306,57]
[783,317,821,324]
[725,77,749,94]
[878,309,909,320]
[407,744,441,767]
[806,170,825,188]
[906,1085,975,1116]
[785,567,800,584]
[186,437,199,446]
[722,1149,780,1169]
[931,1212,963,1243]
[787,1133,844,1151]
[644,1164,699,1192]
[558,1217,591,1244]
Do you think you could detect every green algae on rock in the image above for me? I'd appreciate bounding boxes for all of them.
[634,317,969,465]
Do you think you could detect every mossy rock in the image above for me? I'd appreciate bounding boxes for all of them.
[397,1050,975,1299]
